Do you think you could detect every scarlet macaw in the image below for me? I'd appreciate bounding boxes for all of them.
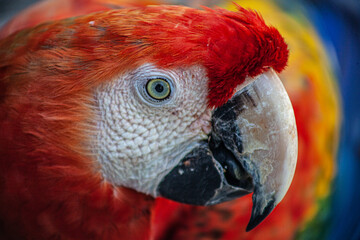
[0,0,298,239]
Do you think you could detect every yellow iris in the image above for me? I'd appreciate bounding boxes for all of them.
[146,78,171,100]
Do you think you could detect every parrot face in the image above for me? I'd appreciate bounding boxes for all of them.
[93,62,297,230]
[95,64,212,194]
[0,4,297,233]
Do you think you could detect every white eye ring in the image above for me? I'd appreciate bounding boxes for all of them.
[133,65,177,107]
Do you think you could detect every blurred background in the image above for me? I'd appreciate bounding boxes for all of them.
[1,0,359,239]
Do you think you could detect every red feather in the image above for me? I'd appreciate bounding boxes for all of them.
[0,4,288,239]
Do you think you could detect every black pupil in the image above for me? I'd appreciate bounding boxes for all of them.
[155,83,164,93]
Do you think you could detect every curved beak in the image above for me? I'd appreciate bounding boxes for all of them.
[157,69,298,231]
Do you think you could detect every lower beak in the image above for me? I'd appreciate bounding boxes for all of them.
[157,69,298,231]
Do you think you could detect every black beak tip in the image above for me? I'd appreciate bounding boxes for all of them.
[246,199,275,232]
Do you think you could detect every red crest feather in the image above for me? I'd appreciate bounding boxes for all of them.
[1,5,288,108]
[0,5,288,239]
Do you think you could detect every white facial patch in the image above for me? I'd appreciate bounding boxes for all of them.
[93,64,212,196]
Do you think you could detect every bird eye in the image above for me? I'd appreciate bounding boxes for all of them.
[146,78,171,100]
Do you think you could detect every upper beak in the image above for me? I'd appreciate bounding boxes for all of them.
[157,69,298,231]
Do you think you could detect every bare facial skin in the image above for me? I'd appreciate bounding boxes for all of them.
[92,63,297,230]
[94,64,211,195]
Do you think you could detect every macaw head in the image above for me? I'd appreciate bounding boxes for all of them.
[0,5,297,231]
